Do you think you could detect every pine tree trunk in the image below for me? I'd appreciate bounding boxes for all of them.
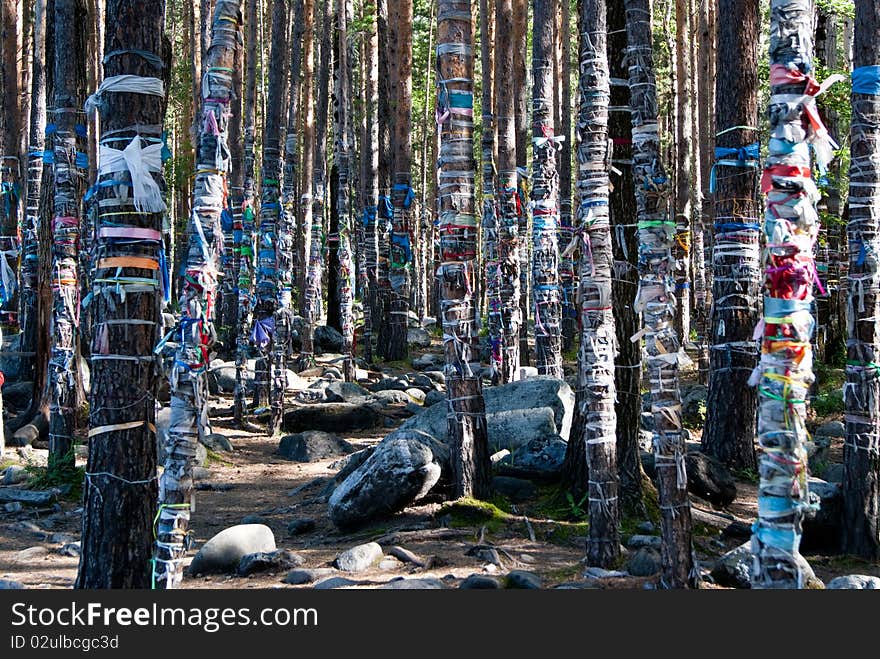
[255,0,289,434]
[625,0,694,588]
[701,0,760,471]
[672,0,691,348]
[20,0,47,383]
[298,0,317,368]
[386,0,413,362]
[513,0,530,367]
[494,0,521,384]
[559,0,575,353]
[335,0,356,381]
[1,0,22,333]
[234,0,258,426]
[575,0,619,568]
[531,0,562,379]
[842,0,880,561]
[77,0,170,589]
[361,2,378,364]
[752,0,823,589]
[438,0,491,500]
[282,0,304,313]
[608,0,644,516]
[48,0,86,469]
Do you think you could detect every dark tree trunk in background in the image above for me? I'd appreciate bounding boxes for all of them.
[48,0,87,469]
[77,0,169,589]
[438,0,491,499]
[494,0,521,383]
[701,0,760,471]
[361,3,378,364]
[514,0,530,367]
[625,0,694,588]
[531,0,563,379]
[672,0,691,347]
[843,0,880,561]
[386,0,413,362]
[234,0,259,426]
[375,0,392,360]
[608,0,644,516]
[559,0,575,353]
[1,0,22,334]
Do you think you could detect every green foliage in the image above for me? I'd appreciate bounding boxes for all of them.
[812,389,844,417]
[438,496,512,532]
[732,467,760,484]
[816,0,855,19]
[25,447,84,501]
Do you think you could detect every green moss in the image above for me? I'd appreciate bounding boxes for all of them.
[438,497,513,532]
[544,563,583,583]
[205,449,233,467]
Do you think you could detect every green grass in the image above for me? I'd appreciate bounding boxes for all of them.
[24,447,85,501]
[812,390,844,417]
[732,467,760,484]
[438,497,513,532]
[205,449,234,468]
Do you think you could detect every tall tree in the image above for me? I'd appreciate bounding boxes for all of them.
[672,0,691,346]
[1,0,22,333]
[514,0,530,366]
[438,0,491,499]
[608,0,644,515]
[48,0,87,469]
[153,0,241,589]
[531,0,563,378]
[234,0,259,426]
[701,0,760,470]
[77,0,169,589]
[494,0,521,383]
[385,0,413,361]
[574,0,619,567]
[334,0,355,381]
[558,0,575,352]
[625,0,694,588]
[360,0,378,364]
[842,0,880,561]
[752,0,826,589]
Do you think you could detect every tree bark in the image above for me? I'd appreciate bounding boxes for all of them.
[513,0,530,367]
[438,0,491,500]
[608,0,644,516]
[701,0,760,471]
[77,0,170,589]
[672,0,691,347]
[531,0,562,379]
[493,0,521,383]
[559,0,575,353]
[842,0,880,561]
[361,2,378,364]
[1,0,22,333]
[625,0,694,588]
[752,0,823,589]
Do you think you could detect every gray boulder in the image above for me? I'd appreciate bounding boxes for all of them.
[284,568,336,585]
[213,364,251,394]
[313,576,360,589]
[685,452,737,507]
[814,420,845,438]
[325,380,371,403]
[407,327,432,349]
[2,381,33,410]
[497,437,567,477]
[282,403,383,433]
[238,550,304,576]
[381,577,446,589]
[314,325,344,353]
[460,574,502,589]
[424,390,445,407]
[287,518,316,535]
[370,389,412,406]
[3,465,28,485]
[627,548,662,577]
[710,542,752,588]
[278,431,355,462]
[329,433,442,528]
[412,353,445,371]
[505,570,543,589]
[827,575,880,589]
[680,384,708,427]
[0,332,23,382]
[189,524,276,575]
[201,433,234,453]
[0,579,24,589]
[335,542,384,572]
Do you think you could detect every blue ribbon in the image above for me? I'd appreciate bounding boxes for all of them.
[362,205,377,227]
[853,65,880,96]
[250,316,275,348]
[709,143,760,193]
[393,183,415,209]
[378,195,393,219]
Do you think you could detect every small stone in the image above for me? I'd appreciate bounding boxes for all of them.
[378,558,402,570]
[241,514,267,525]
[2,465,28,485]
[583,567,628,579]
[59,542,80,557]
[505,570,542,589]
[335,542,384,572]
[484,563,499,574]
[238,550,305,576]
[627,548,662,577]
[518,554,535,564]
[459,574,501,589]
[387,546,425,567]
[278,431,355,463]
[424,390,445,407]
[284,568,336,585]
[193,467,212,481]
[626,534,662,550]
[0,579,24,589]
[49,533,76,544]
[381,577,445,589]
[466,546,502,566]
[313,576,360,589]
[4,502,22,513]
[710,542,751,588]
[405,388,426,405]
[287,518,317,535]
[201,433,234,452]
[636,521,655,534]
[827,574,880,590]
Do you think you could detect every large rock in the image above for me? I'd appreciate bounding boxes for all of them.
[2,380,33,410]
[284,568,337,585]
[496,437,567,477]
[314,325,343,353]
[814,420,845,438]
[188,524,276,575]
[238,550,304,576]
[407,327,432,349]
[710,542,752,588]
[213,364,252,394]
[278,431,355,462]
[627,548,661,577]
[827,575,880,590]
[680,384,708,427]
[381,577,445,589]
[325,380,371,403]
[0,332,23,382]
[411,353,445,371]
[335,542,384,572]
[282,403,383,433]
[685,452,737,508]
[328,432,442,528]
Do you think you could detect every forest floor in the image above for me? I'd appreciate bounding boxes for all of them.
[1,341,877,590]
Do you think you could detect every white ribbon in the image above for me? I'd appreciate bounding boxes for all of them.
[99,138,166,213]
[85,75,165,115]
